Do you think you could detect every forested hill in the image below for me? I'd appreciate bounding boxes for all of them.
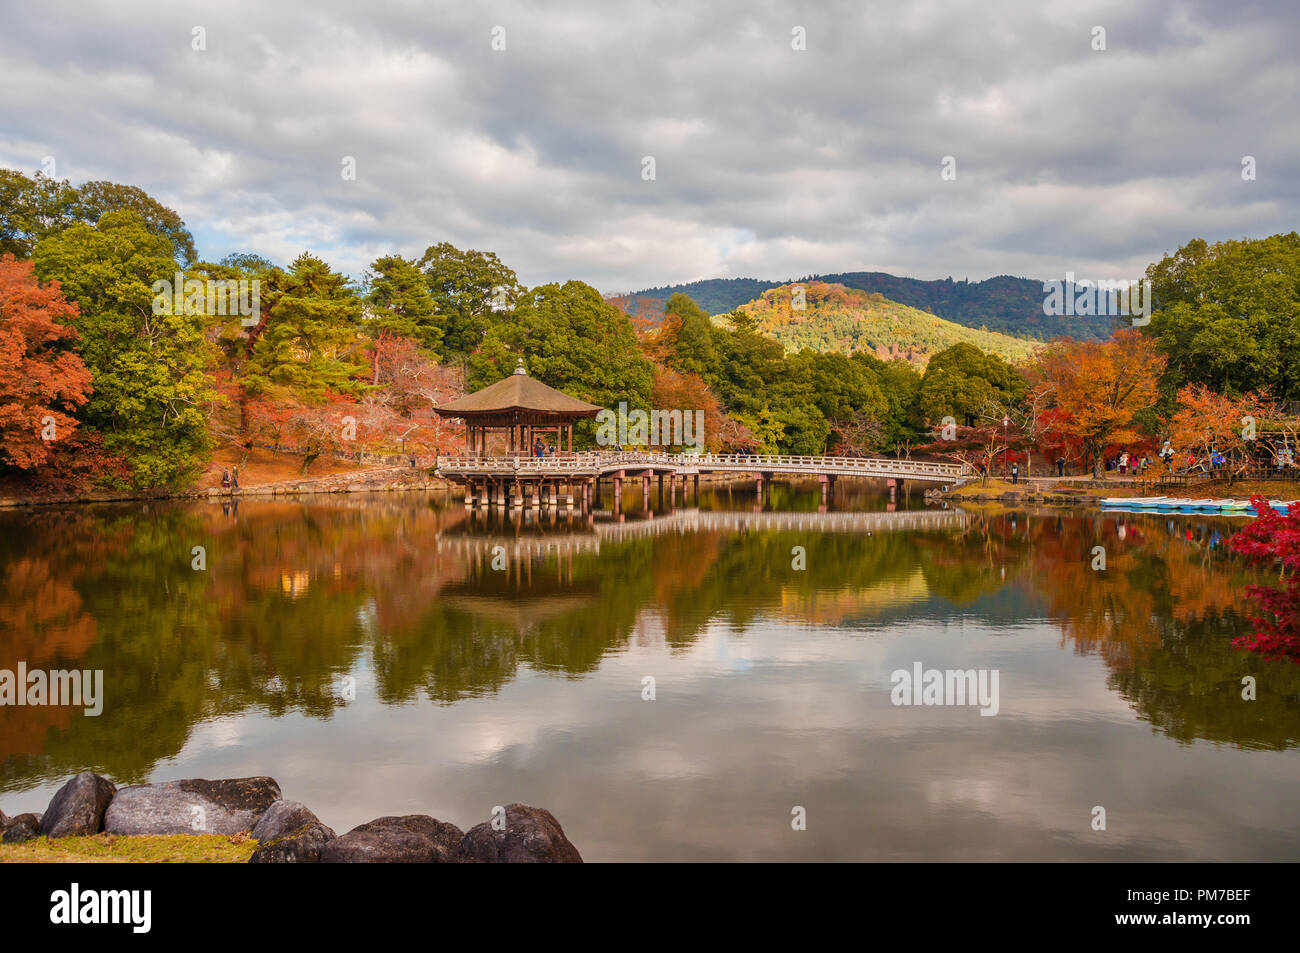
[730,282,1039,365]
[611,271,1114,340]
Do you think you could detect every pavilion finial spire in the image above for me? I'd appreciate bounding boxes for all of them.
[513,357,527,376]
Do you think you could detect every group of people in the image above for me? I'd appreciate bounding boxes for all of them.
[220,467,239,491]
[1109,451,1153,475]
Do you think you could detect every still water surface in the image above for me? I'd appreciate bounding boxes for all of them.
[1,484,1297,860]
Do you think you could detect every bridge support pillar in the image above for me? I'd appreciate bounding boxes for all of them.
[642,473,651,508]
[693,474,699,499]
[887,478,900,503]
[531,481,541,508]
[464,482,473,507]
[819,474,836,504]
[613,475,622,515]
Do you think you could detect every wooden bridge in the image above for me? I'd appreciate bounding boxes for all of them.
[435,450,970,510]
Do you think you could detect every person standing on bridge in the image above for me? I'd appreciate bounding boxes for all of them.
[1056,457,1065,477]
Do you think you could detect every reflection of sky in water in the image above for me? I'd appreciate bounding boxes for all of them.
[1,497,1297,860]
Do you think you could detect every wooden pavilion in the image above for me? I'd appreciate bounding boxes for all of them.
[434,359,603,456]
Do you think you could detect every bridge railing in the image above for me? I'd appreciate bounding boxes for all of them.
[436,450,969,478]
[684,453,968,477]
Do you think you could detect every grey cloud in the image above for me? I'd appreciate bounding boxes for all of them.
[1,0,1294,292]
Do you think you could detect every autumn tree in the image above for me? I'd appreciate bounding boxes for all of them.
[1167,383,1268,471]
[829,411,884,456]
[365,333,463,452]
[1229,500,1300,663]
[1035,329,1165,477]
[0,256,92,469]
[915,421,1025,484]
[649,365,737,452]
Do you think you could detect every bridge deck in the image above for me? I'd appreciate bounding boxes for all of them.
[436,451,968,485]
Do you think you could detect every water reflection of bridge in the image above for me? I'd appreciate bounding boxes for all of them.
[436,450,969,510]
[434,506,969,560]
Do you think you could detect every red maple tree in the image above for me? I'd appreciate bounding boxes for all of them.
[0,255,93,470]
[1229,499,1300,663]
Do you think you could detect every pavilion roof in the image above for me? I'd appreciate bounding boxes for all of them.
[434,366,603,418]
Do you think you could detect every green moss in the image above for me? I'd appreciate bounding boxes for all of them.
[0,833,257,863]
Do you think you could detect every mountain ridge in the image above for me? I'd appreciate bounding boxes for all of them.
[727,281,1039,365]
[609,270,1114,340]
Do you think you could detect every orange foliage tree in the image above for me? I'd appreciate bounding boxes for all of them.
[0,255,93,470]
[1035,329,1165,477]
[649,365,755,452]
[1167,383,1269,471]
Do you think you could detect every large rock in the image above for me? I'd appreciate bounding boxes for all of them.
[249,800,336,864]
[39,772,116,838]
[250,822,335,863]
[319,815,463,863]
[455,804,582,863]
[250,800,325,842]
[2,813,42,843]
[104,777,281,835]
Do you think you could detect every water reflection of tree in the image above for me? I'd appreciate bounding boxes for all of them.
[4,502,1299,788]
[1006,512,1300,750]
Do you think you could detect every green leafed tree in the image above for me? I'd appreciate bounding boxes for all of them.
[365,254,441,351]
[658,292,717,379]
[0,169,197,265]
[244,253,369,403]
[916,342,1026,424]
[31,210,215,488]
[1145,232,1300,400]
[0,170,81,258]
[418,242,521,360]
[469,280,653,444]
[74,180,197,265]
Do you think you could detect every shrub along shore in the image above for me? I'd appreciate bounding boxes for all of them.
[0,773,582,863]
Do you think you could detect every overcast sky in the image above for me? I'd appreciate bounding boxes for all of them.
[2,0,1295,293]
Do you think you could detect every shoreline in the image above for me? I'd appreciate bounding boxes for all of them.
[1,772,582,864]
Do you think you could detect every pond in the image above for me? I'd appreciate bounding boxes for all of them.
[1,484,1297,860]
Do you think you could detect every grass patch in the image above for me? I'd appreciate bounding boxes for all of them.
[0,832,257,863]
